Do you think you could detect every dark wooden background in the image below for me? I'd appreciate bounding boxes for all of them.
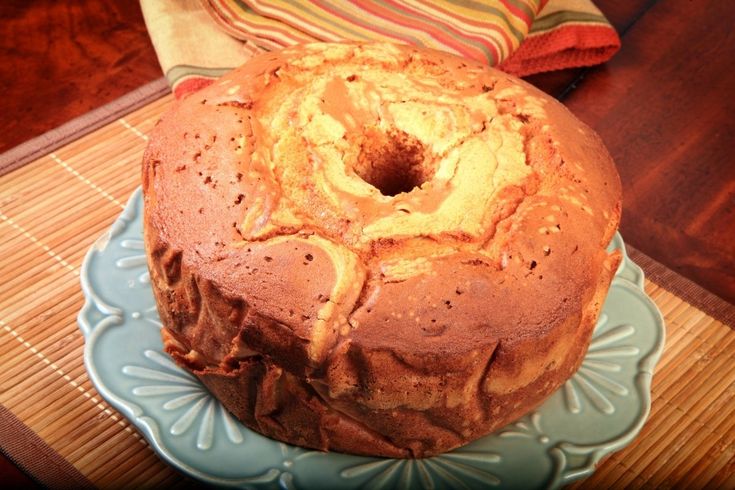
[1,1,733,299]
[3,0,733,300]
[1,0,734,486]
[0,0,161,153]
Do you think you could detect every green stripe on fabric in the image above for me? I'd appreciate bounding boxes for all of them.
[233,0,380,43]
[505,0,537,20]
[373,0,497,62]
[444,0,526,40]
[316,2,424,45]
[281,0,377,42]
[166,65,235,84]
[232,0,257,15]
[530,11,609,33]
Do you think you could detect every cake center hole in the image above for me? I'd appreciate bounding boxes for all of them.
[354,128,431,197]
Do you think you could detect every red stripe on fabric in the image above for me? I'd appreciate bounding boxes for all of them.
[413,0,516,55]
[499,24,620,77]
[367,0,477,58]
[202,0,275,47]
[215,0,305,46]
[496,0,537,25]
[244,0,343,42]
[380,0,503,63]
[309,0,415,45]
[203,1,285,49]
[207,0,309,47]
[350,0,479,62]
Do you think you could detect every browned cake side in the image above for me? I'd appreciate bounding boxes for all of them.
[142,42,622,458]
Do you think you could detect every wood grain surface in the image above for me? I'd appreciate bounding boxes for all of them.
[527,0,657,96]
[5,1,731,305]
[0,6,732,303]
[5,0,735,302]
[0,0,160,153]
[561,0,735,304]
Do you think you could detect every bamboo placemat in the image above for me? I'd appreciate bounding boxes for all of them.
[0,95,733,489]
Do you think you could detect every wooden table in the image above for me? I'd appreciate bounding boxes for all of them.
[1,1,733,488]
[3,0,732,305]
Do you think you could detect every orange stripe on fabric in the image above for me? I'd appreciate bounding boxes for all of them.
[212,0,314,47]
[497,0,537,24]
[408,0,517,60]
[380,0,505,64]
[226,0,319,43]
[223,2,314,46]
[245,0,343,42]
[202,0,284,47]
[204,0,544,66]
[325,0,451,53]
[438,0,528,40]
[380,0,489,58]
[287,0,419,45]
[309,0,422,46]
[349,0,470,59]
[347,1,454,49]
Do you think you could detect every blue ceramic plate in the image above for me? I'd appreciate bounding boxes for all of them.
[79,188,665,489]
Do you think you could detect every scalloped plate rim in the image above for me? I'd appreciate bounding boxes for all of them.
[77,188,666,489]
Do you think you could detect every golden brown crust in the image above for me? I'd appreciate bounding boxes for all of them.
[143,42,622,457]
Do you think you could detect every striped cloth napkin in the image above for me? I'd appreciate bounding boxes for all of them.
[141,0,620,99]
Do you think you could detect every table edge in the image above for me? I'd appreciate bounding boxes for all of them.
[0,77,169,178]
